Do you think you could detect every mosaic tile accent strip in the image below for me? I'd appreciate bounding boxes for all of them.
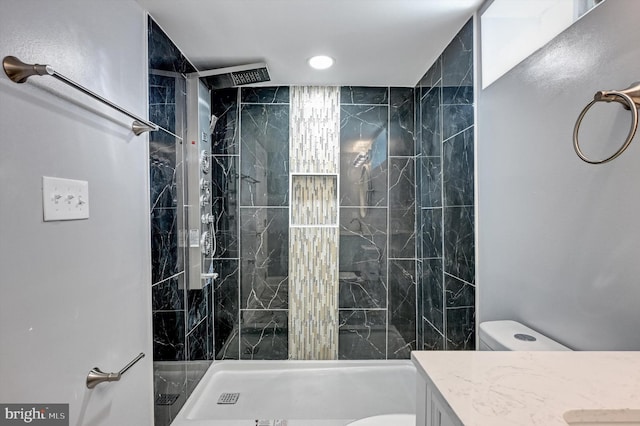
[288,86,341,360]
[291,175,338,226]
[288,227,339,360]
[290,86,340,174]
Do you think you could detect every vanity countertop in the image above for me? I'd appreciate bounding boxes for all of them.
[411,351,640,425]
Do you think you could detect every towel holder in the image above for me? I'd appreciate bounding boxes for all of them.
[573,82,640,164]
[2,56,157,136]
[86,352,145,389]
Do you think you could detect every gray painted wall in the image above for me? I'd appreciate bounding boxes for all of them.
[478,0,640,350]
[0,0,153,423]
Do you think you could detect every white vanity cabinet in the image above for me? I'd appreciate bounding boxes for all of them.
[416,372,462,426]
[412,351,640,426]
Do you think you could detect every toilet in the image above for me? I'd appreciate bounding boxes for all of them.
[479,320,571,351]
[347,414,415,426]
[349,321,568,426]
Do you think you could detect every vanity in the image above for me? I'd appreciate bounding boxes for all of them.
[411,351,640,426]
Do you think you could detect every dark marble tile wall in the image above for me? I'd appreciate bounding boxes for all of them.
[210,88,240,360]
[212,260,239,360]
[339,310,387,359]
[149,74,182,288]
[149,16,188,365]
[240,208,289,310]
[388,87,417,358]
[240,103,290,206]
[146,21,474,371]
[149,17,213,362]
[209,86,417,360]
[388,260,416,359]
[240,310,289,360]
[339,86,416,360]
[148,18,195,74]
[210,87,290,360]
[239,88,289,359]
[149,16,212,426]
[340,104,388,208]
[339,207,387,310]
[416,18,475,351]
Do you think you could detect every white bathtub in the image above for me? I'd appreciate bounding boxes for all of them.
[171,360,416,426]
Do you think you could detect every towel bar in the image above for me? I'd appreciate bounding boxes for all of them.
[3,56,157,136]
[86,353,145,389]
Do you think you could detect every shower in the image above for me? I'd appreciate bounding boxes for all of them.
[198,63,271,89]
[149,13,476,426]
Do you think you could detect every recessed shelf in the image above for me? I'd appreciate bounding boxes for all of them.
[290,174,338,226]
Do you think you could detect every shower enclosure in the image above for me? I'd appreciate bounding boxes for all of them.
[148,14,475,426]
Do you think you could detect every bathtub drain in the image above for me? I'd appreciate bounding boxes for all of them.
[217,392,240,404]
[155,393,180,405]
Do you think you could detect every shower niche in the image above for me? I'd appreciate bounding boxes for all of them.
[290,174,338,226]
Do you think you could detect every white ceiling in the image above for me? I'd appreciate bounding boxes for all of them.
[136,0,483,87]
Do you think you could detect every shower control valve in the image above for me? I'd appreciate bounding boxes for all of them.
[200,193,211,207]
[200,150,210,174]
[200,178,210,191]
[200,231,212,256]
[201,213,215,224]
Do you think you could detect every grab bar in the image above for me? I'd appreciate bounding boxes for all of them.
[573,81,640,164]
[2,56,158,136]
[86,352,145,389]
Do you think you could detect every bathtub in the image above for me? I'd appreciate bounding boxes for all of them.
[171,360,416,426]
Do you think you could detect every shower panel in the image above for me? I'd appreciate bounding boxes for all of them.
[186,77,215,291]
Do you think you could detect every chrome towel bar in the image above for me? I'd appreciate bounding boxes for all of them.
[2,56,157,136]
[573,81,640,164]
[86,352,145,389]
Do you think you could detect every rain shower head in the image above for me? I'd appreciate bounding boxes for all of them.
[198,63,270,89]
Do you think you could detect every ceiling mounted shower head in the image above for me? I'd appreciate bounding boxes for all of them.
[197,63,270,89]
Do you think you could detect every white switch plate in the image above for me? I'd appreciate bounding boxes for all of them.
[42,176,89,221]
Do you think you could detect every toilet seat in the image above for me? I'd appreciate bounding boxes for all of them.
[347,414,415,425]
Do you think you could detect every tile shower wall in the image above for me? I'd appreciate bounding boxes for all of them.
[416,19,475,351]
[211,87,290,360]
[212,86,417,360]
[150,16,190,363]
[146,16,475,377]
[339,87,416,359]
[148,17,212,426]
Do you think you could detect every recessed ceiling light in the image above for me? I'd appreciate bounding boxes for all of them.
[308,55,334,70]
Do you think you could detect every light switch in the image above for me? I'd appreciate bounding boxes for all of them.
[42,176,89,221]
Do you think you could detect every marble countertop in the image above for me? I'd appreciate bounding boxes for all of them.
[411,351,640,425]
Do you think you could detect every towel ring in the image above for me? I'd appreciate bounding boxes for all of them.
[573,83,640,164]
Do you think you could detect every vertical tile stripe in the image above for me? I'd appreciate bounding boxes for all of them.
[290,87,340,174]
[288,227,339,359]
[289,86,340,359]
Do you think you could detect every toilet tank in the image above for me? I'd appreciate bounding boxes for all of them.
[479,320,571,351]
